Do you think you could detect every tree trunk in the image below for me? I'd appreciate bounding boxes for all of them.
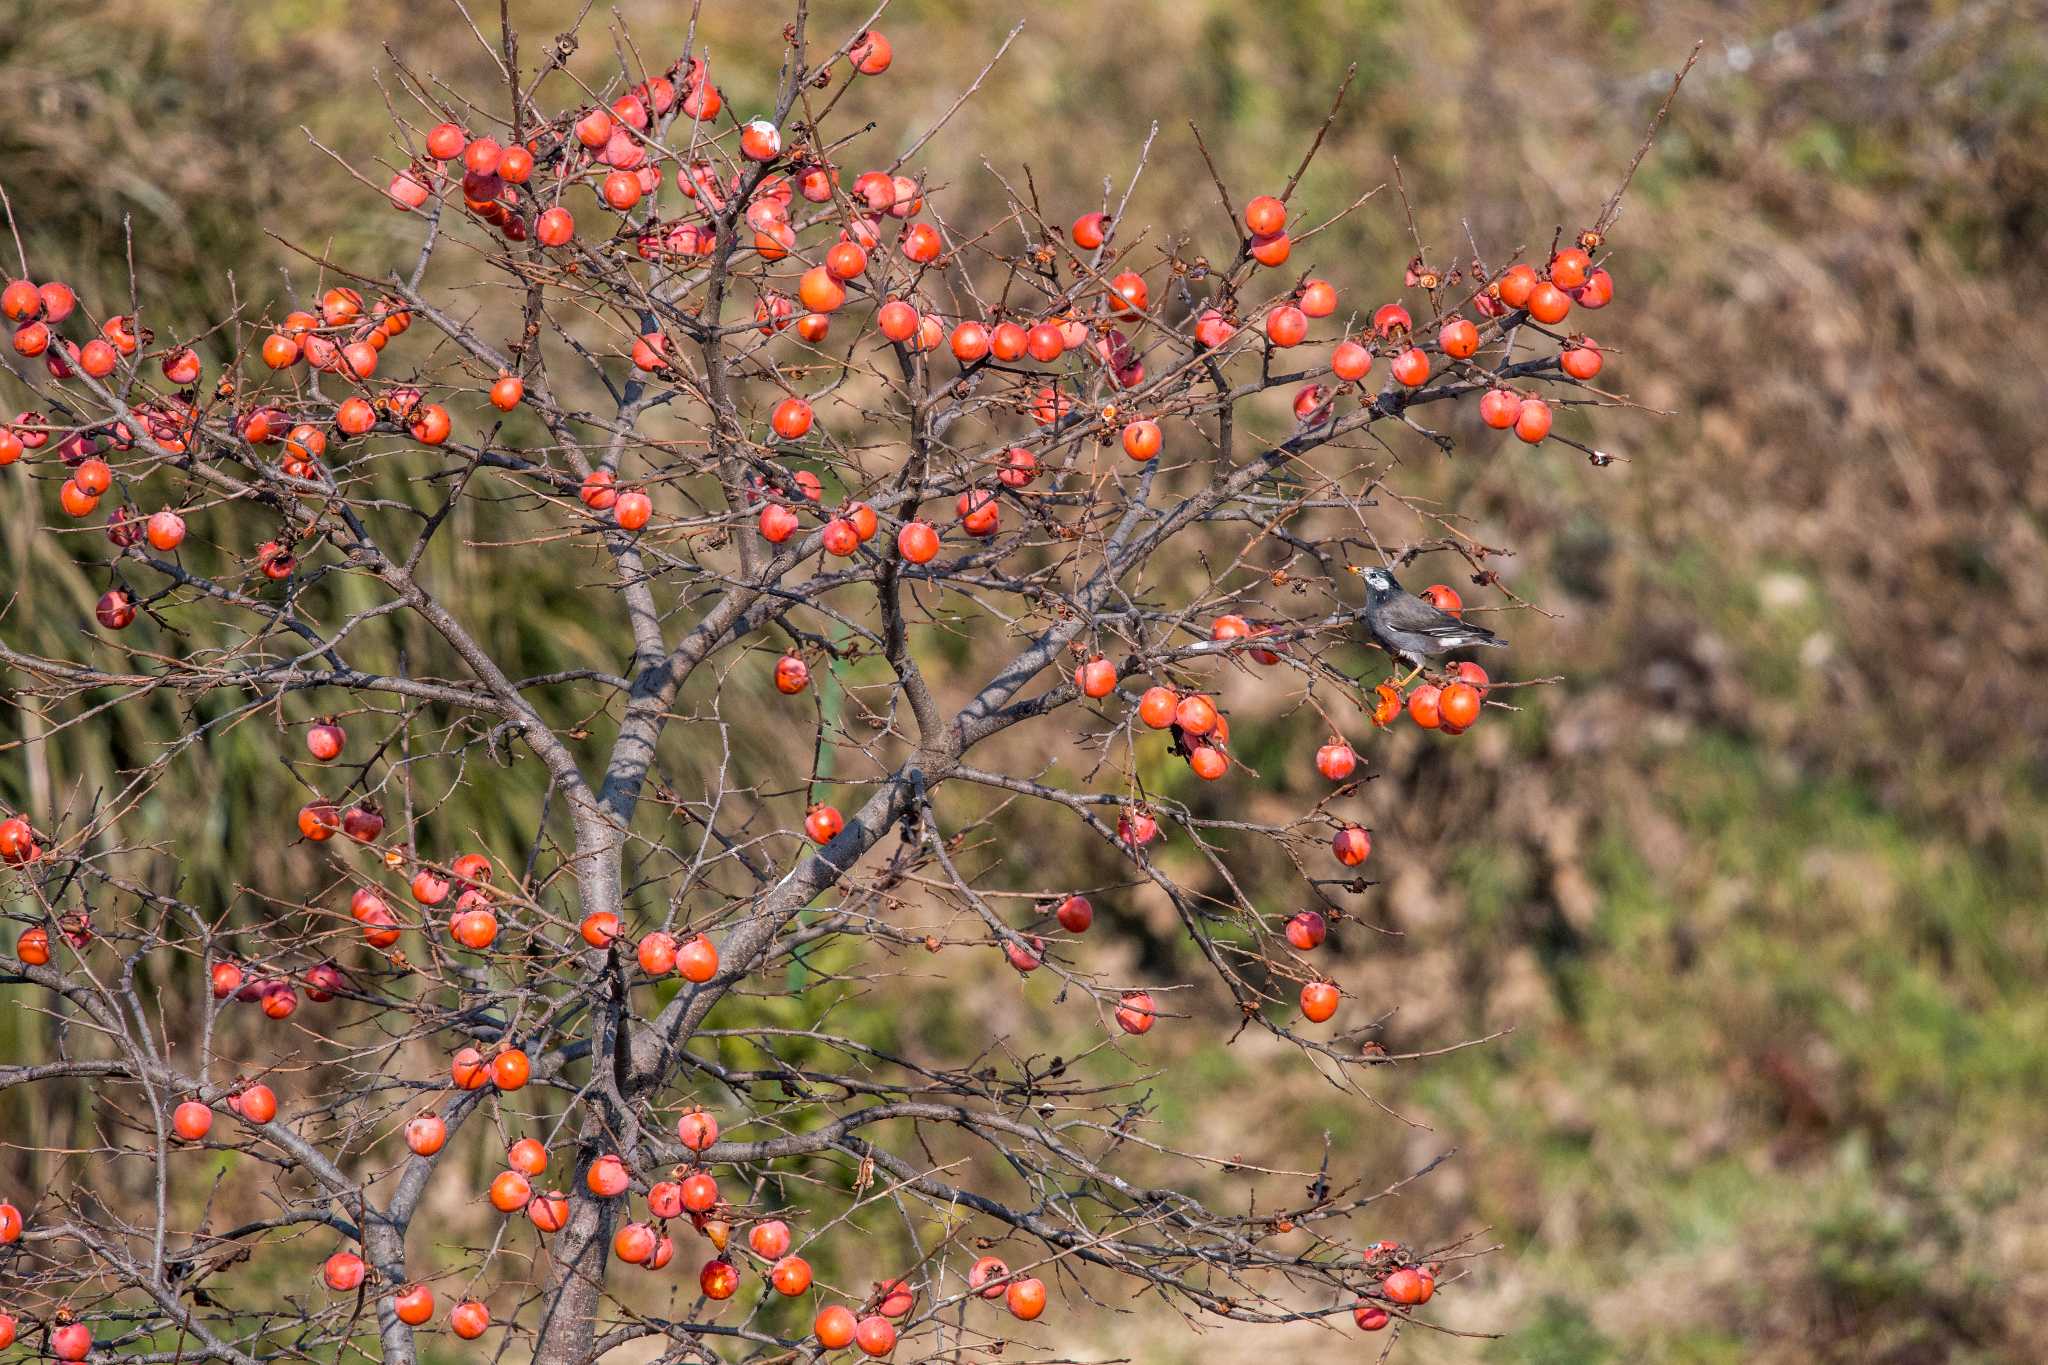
[530,1163,614,1365]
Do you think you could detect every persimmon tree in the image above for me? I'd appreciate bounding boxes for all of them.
[0,9,1689,1364]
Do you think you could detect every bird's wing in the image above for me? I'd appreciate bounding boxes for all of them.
[1353,607,1406,652]
[1377,594,1505,647]
[1376,594,1462,632]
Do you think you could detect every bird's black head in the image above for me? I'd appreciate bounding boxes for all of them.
[1361,566,1402,601]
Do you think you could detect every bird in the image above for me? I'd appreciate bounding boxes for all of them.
[1355,566,1506,685]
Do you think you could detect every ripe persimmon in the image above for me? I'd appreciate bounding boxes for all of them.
[586,1153,630,1197]
[1076,657,1117,698]
[1514,398,1553,444]
[1006,1277,1047,1320]
[1138,686,1178,729]
[173,1100,213,1141]
[1264,304,1308,347]
[450,1047,489,1090]
[1173,694,1217,736]
[1439,681,1482,730]
[490,1048,530,1090]
[1121,419,1162,461]
[1114,994,1163,1035]
[1315,741,1356,781]
[1407,684,1443,729]
[490,1170,533,1212]
[1332,826,1371,866]
[1244,195,1286,237]
[1286,911,1327,951]
[815,1306,858,1349]
[772,1255,813,1295]
[405,1112,447,1155]
[1299,981,1340,1022]
[1055,895,1093,932]
[677,1106,719,1151]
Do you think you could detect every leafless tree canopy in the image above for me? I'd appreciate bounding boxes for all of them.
[0,7,1682,1364]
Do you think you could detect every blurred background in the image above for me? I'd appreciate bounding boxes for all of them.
[3,1,2047,1362]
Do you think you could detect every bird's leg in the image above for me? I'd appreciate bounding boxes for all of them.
[1388,661,1424,689]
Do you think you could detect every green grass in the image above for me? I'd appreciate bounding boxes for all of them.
[1389,704,2048,1356]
